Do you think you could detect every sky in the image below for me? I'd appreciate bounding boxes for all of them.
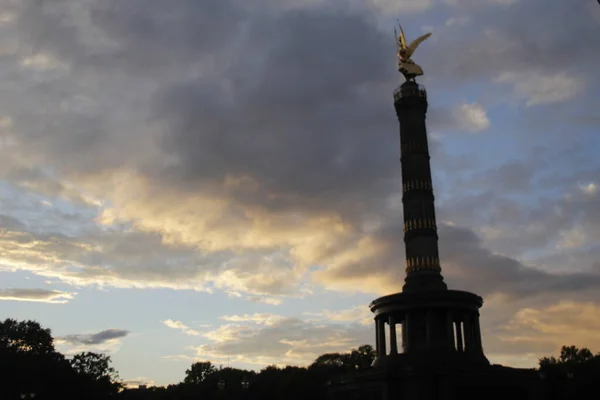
[0,0,599,388]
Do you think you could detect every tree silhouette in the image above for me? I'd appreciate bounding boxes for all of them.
[0,318,126,399]
[311,352,348,369]
[539,345,598,368]
[349,344,376,369]
[71,352,123,396]
[309,345,375,372]
[0,318,74,399]
[0,318,58,356]
[19,316,600,400]
[539,345,600,400]
[184,361,217,384]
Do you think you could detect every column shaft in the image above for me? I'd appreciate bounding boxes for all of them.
[396,84,447,293]
[463,314,473,352]
[446,310,454,351]
[426,310,434,349]
[389,316,398,355]
[455,321,464,352]
[375,319,380,356]
[402,316,408,353]
[404,312,412,352]
[473,314,483,352]
[377,318,387,356]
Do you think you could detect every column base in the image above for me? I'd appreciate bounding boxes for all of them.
[403,273,447,293]
[372,350,489,369]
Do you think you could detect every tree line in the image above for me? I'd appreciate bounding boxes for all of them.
[0,318,121,399]
[2,318,599,400]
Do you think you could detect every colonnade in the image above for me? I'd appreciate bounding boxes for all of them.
[373,309,483,357]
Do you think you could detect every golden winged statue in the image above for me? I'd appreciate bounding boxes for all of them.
[395,24,432,81]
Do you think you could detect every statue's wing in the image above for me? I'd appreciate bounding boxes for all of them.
[406,32,432,56]
[398,25,408,49]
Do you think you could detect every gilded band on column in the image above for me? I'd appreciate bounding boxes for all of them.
[404,218,437,232]
[405,256,441,272]
[400,140,429,153]
[402,180,433,193]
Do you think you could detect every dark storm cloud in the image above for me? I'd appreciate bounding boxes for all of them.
[438,224,600,296]
[8,0,597,211]
[2,0,599,302]
[7,0,407,219]
[436,162,600,258]
[17,0,241,73]
[60,329,129,345]
[425,0,600,84]
[2,0,244,180]
[150,7,398,214]
[315,217,600,299]
[0,214,26,231]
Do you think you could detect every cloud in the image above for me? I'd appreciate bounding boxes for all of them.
[123,378,155,389]
[438,224,600,297]
[20,53,67,70]
[467,161,533,193]
[162,319,200,336]
[187,299,600,370]
[60,329,130,346]
[453,102,490,132]
[445,16,470,27]
[306,208,600,301]
[220,313,286,326]
[494,71,584,106]
[195,316,372,366]
[246,296,284,306]
[0,0,594,308]
[56,328,129,356]
[556,227,588,250]
[0,214,26,231]
[579,182,598,195]
[0,288,75,303]
[304,305,373,326]
[369,0,436,14]
[442,0,519,6]
[487,301,600,359]
[427,102,490,134]
[424,1,599,89]
[440,164,600,266]
[0,216,217,292]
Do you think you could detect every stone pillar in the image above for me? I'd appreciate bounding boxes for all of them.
[473,314,483,352]
[455,321,464,352]
[375,319,380,356]
[377,318,387,356]
[404,312,412,352]
[389,315,398,355]
[402,315,409,353]
[396,82,447,294]
[445,310,454,351]
[426,309,434,349]
[463,314,473,352]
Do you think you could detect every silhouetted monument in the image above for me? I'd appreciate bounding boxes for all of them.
[326,26,544,400]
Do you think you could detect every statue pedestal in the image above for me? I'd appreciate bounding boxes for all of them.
[399,61,424,81]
